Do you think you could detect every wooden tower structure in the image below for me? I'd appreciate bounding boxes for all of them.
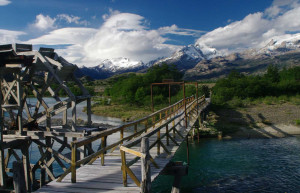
[0,43,93,191]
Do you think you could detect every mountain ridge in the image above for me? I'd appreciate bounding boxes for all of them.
[77,33,300,80]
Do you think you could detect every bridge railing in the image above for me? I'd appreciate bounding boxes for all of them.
[119,96,206,188]
[56,95,198,183]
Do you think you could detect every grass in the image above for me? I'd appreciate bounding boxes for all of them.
[90,103,152,121]
[89,101,172,122]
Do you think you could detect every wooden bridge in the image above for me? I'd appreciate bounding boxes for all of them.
[0,44,211,193]
[34,95,210,193]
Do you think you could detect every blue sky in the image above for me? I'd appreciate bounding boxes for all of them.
[1,0,300,66]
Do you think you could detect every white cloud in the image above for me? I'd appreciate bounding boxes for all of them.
[0,0,11,6]
[25,27,97,45]
[158,24,205,37]
[82,13,179,65]
[27,12,183,67]
[56,14,89,26]
[0,29,26,43]
[196,0,300,53]
[31,14,56,31]
[31,14,90,32]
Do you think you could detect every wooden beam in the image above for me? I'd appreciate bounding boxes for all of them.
[141,137,151,193]
[120,146,145,158]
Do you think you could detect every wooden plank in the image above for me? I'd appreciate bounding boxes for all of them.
[120,146,144,158]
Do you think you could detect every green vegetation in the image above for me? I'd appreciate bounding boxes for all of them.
[105,64,209,106]
[212,65,300,107]
[106,64,183,106]
[296,119,300,126]
[89,64,209,120]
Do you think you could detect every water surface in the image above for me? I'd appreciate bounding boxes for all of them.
[152,137,300,193]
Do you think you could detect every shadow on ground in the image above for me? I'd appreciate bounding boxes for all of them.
[208,104,298,138]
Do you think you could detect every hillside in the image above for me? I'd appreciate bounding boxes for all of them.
[184,51,300,80]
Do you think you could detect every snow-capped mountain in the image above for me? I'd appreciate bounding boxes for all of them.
[242,33,300,58]
[77,33,300,80]
[153,44,222,70]
[184,33,300,80]
[97,58,145,72]
[258,35,300,54]
[78,57,147,79]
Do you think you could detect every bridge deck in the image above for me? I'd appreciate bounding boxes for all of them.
[37,122,189,193]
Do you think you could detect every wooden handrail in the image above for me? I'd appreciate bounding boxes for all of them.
[119,95,206,188]
[58,95,200,183]
[73,96,195,147]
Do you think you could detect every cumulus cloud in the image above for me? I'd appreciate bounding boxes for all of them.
[31,14,56,31]
[82,13,180,65]
[0,0,11,6]
[28,12,185,66]
[31,14,90,31]
[196,0,300,52]
[0,29,26,43]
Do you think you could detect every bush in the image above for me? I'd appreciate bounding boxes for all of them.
[212,66,300,105]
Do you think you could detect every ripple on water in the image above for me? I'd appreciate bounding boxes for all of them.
[151,137,300,193]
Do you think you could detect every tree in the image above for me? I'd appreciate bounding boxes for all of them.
[265,65,280,83]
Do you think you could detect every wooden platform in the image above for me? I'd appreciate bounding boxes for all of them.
[36,122,189,193]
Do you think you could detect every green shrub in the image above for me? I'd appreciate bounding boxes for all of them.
[211,66,300,106]
[228,97,244,108]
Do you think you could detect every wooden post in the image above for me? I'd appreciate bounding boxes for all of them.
[120,128,124,144]
[45,136,53,178]
[46,112,51,132]
[121,150,127,187]
[198,114,201,143]
[62,109,67,128]
[71,101,76,132]
[0,78,5,187]
[157,130,160,155]
[80,146,86,166]
[166,124,169,146]
[21,142,31,192]
[151,84,154,112]
[173,120,175,139]
[134,123,138,133]
[169,84,171,106]
[87,97,92,127]
[101,136,107,166]
[165,110,168,120]
[16,73,23,135]
[141,137,151,193]
[71,143,77,183]
[40,168,45,188]
[171,175,182,193]
[159,113,162,125]
[145,120,148,133]
[13,161,26,193]
[186,137,189,165]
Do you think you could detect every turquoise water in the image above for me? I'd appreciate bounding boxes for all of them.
[151,137,300,193]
